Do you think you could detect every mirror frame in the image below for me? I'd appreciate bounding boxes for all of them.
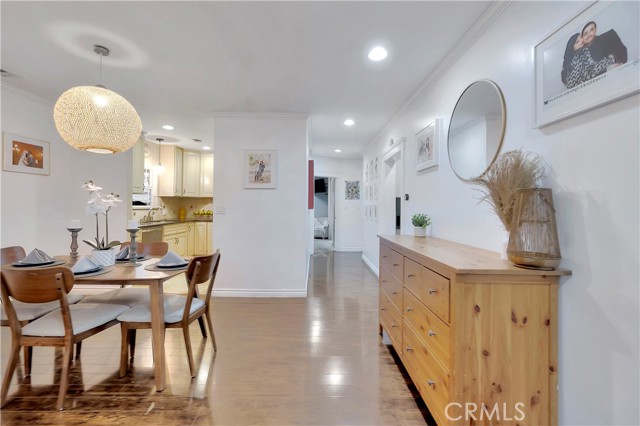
[447,79,507,182]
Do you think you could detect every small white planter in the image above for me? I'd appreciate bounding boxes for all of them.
[414,226,426,238]
[91,248,116,266]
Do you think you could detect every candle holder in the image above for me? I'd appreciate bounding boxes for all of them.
[125,228,142,266]
[67,227,82,265]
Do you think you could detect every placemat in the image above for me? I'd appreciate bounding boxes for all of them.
[73,267,113,278]
[7,259,67,269]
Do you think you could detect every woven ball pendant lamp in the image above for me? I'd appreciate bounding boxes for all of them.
[53,45,142,154]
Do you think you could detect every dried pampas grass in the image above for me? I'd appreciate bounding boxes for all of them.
[471,150,546,230]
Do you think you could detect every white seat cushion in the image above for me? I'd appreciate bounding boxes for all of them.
[22,303,129,337]
[1,293,84,322]
[117,295,205,324]
[80,288,149,307]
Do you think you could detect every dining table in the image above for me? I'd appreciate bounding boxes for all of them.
[70,256,186,391]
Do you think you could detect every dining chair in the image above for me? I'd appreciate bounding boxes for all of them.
[0,246,84,376]
[117,251,220,378]
[119,241,169,257]
[0,267,129,410]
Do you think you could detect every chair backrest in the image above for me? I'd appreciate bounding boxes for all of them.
[120,241,169,256]
[185,250,221,308]
[1,267,74,305]
[1,246,26,265]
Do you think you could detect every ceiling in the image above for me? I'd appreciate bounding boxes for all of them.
[1,1,491,159]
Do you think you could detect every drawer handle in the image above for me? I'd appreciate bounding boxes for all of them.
[406,307,413,312]
[382,255,387,258]
[391,323,398,328]
[406,346,413,352]
[381,280,387,283]
[428,288,437,295]
[392,291,398,295]
[427,379,435,387]
[380,308,387,311]
[428,330,436,337]
[393,263,399,267]
[407,274,415,278]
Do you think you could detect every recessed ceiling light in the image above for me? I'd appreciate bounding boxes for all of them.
[202,146,211,150]
[368,46,388,61]
[344,119,355,126]
[162,125,174,130]
[334,149,342,153]
[192,138,202,142]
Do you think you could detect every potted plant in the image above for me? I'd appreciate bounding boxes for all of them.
[411,213,431,238]
[81,180,122,266]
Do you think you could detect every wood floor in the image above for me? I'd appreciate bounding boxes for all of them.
[1,251,433,425]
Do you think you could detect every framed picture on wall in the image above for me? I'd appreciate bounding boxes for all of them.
[2,132,50,176]
[534,0,639,127]
[345,180,360,200]
[415,120,438,171]
[244,150,277,189]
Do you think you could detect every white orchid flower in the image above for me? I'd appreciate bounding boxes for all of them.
[81,180,103,192]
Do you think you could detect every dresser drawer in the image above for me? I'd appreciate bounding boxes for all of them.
[403,322,450,425]
[405,258,450,323]
[380,266,403,312]
[380,244,403,281]
[379,292,402,354]
[403,289,450,370]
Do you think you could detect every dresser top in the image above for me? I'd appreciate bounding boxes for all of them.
[379,235,571,276]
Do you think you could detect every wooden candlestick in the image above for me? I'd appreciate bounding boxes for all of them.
[67,227,82,265]
[125,228,141,266]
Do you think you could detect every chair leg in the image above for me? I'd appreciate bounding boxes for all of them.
[74,342,82,360]
[204,312,217,351]
[182,325,196,378]
[56,340,74,411]
[197,317,207,338]
[119,324,129,378]
[1,345,21,407]
[128,329,137,360]
[23,346,32,377]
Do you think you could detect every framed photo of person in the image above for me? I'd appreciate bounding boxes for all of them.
[415,120,439,171]
[2,132,50,176]
[244,150,277,189]
[534,0,639,127]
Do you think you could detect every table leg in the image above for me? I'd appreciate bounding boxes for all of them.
[149,281,166,391]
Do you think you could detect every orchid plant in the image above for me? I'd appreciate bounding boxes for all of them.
[82,180,122,250]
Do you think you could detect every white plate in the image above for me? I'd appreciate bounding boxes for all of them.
[12,260,56,267]
[73,266,103,275]
[156,262,188,269]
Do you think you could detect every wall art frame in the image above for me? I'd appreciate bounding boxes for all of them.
[534,0,639,128]
[2,132,50,176]
[416,120,439,171]
[244,149,277,189]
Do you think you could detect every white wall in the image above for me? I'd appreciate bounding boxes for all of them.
[213,115,309,297]
[1,86,130,256]
[362,3,639,425]
[311,156,363,252]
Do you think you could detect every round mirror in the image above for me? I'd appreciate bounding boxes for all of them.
[447,80,506,181]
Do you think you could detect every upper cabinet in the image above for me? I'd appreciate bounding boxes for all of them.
[158,146,212,198]
[132,137,146,194]
[200,153,214,197]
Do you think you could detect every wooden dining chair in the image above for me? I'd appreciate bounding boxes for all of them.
[0,267,129,410]
[0,246,84,376]
[119,241,169,257]
[118,251,220,378]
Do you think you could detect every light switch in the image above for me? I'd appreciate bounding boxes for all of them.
[214,206,226,215]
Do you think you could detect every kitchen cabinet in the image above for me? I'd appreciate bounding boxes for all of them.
[158,146,183,197]
[187,222,195,256]
[132,137,145,194]
[182,151,201,197]
[162,223,188,257]
[200,153,214,197]
[194,221,213,255]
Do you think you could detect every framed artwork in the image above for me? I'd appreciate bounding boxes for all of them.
[345,180,360,200]
[3,133,50,176]
[374,157,379,178]
[534,0,639,127]
[369,160,374,180]
[244,150,277,189]
[374,183,378,201]
[416,120,438,171]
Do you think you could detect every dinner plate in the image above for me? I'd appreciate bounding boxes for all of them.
[73,266,103,275]
[156,262,189,269]
[12,259,56,267]
[115,255,149,263]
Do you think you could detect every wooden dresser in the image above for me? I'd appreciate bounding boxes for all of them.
[378,235,570,426]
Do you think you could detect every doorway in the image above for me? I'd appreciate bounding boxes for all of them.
[313,176,335,253]
[382,143,404,236]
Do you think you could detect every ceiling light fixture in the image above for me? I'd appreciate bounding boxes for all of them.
[368,46,388,61]
[202,146,211,151]
[162,125,174,130]
[344,119,355,126]
[334,149,342,153]
[53,45,142,154]
[155,138,165,174]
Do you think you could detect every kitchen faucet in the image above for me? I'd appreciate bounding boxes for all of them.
[142,207,163,224]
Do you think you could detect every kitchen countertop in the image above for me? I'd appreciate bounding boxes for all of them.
[139,218,212,229]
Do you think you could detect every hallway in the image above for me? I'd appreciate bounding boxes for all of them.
[1,252,432,425]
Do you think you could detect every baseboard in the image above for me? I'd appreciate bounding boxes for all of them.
[212,289,307,298]
[334,247,363,252]
[361,253,379,278]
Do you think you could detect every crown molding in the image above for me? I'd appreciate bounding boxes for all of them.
[364,1,513,153]
[0,82,54,106]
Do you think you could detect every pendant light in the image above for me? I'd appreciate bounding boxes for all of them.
[155,138,165,174]
[53,45,142,154]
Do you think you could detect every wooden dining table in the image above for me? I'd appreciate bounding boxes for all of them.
[71,257,186,391]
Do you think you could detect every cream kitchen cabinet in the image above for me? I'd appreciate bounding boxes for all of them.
[194,221,213,255]
[182,151,201,197]
[162,223,188,257]
[158,146,183,197]
[199,153,214,197]
[158,147,209,198]
[187,222,195,256]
